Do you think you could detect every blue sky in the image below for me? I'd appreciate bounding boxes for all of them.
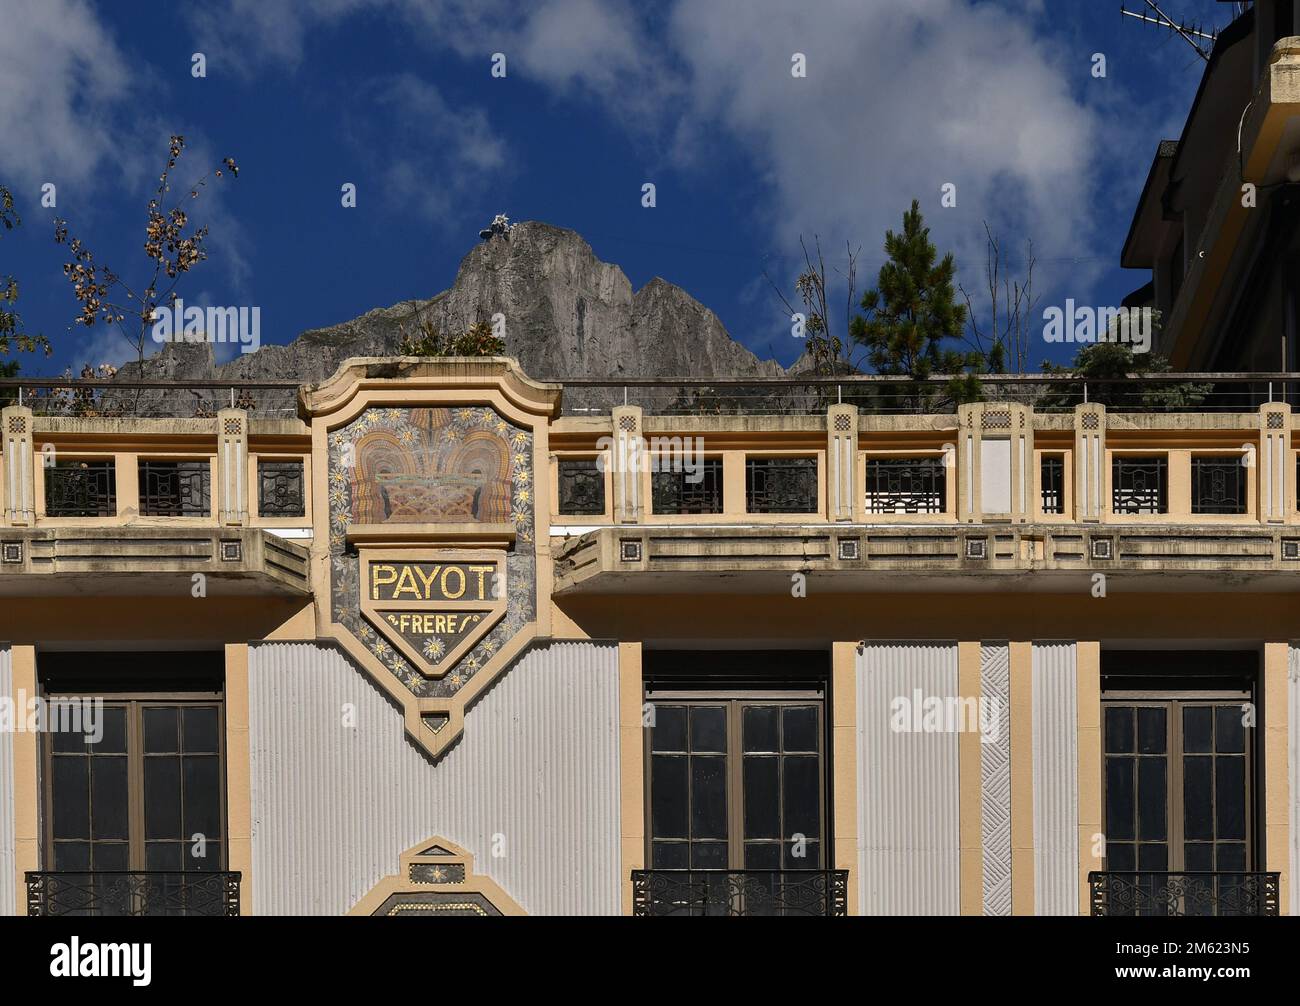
[0,0,1241,377]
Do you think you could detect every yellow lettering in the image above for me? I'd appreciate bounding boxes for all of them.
[440,565,466,599]
[470,564,493,600]
[371,564,397,599]
[414,565,440,599]
[393,566,420,599]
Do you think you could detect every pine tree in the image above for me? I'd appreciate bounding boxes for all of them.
[852,200,978,408]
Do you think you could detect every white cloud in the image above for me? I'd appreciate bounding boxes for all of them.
[665,0,1104,296]
[0,0,133,193]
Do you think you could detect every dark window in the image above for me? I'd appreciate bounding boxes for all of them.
[1112,456,1167,514]
[745,457,817,514]
[44,460,116,517]
[1191,457,1247,515]
[139,461,211,517]
[1103,694,1254,913]
[864,457,946,514]
[652,458,723,515]
[43,658,226,881]
[557,458,605,516]
[1041,455,1065,515]
[258,460,305,518]
[646,695,825,875]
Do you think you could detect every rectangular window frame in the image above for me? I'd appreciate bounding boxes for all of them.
[642,688,827,872]
[40,676,229,876]
[744,456,819,515]
[43,458,117,518]
[138,458,213,518]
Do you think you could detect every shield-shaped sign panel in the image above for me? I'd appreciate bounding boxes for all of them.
[358,549,507,679]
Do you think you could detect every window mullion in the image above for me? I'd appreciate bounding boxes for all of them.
[727,700,743,870]
[127,701,145,872]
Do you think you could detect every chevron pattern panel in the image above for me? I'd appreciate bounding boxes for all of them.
[980,643,1011,915]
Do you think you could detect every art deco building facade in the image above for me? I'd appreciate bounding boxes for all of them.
[0,358,1296,916]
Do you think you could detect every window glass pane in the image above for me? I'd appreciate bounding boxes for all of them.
[783,706,818,752]
[650,754,688,839]
[1104,757,1135,841]
[783,754,820,840]
[1136,757,1166,841]
[53,842,91,871]
[146,841,183,871]
[92,705,127,753]
[1183,706,1212,753]
[191,841,222,872]
[51,757,89,840]
[743,705,779,753]
[1215,756,1246,841]
[690,755,727,840]
[1107,842,1135,871]
[651,705,686,752]
[1104,706,1134,753]
[144,757,183,840]
[1137,707,1166,754]
[183,707,220,753]
[1183,755,1213,841]
[651,841,688,870]
[743,842,781,869]
[1136,843,1168,871]
[1184,841,1214,871]
[1214,705,1246,754]
[91,841,129,871]
[691,841,728,870]
[90,755,129,840]
[183,755,222,840]
[743,755,780,840]
[785,839,821,870]
[1216,842,1247,872]
[689,706,726,753]
[143,707,179,753]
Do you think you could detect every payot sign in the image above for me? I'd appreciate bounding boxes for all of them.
[360,554,507,678]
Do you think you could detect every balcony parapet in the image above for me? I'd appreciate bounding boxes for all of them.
[0,525,309,596]
[553,523,1300,594]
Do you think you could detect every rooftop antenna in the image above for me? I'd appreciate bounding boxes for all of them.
[1120,0,1220,61]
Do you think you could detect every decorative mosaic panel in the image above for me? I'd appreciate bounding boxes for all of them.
[327,406,536,701]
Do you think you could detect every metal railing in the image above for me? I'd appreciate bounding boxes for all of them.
[632,869,848,917]
[5,371,1300,418]
[44,462,116,517]
[0,379,300,419]
[1088,871,1279,917]
[26,871,241,917]
[559,372,1300,416]
[139,460,211,517]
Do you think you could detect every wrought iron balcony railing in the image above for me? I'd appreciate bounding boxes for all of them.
[652,459,724,514]
[1089,871,1279,917]
[632,869,848,916]
[864,457,947,514]
[26,871,241,917]
[44,462,116,517]
[745,458,818,514]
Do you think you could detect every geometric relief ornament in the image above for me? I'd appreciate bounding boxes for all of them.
[347,837,525,916]
[304,358,561,759]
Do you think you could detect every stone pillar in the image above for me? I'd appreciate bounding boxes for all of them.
[1074,404,1106,522]
[217,408,249,526]
[959,402,1034,523]
[2,405,34,526]
[827,404,858,522]
[1260,403,1290,523]
[611,406,642,524]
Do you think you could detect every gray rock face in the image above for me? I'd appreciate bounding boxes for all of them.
[170,221,782,388]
